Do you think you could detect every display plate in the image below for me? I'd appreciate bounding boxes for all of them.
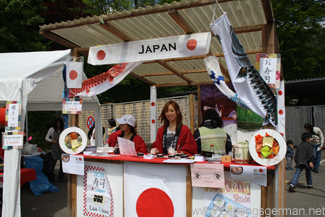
[59,127,87,155]
[249,129,286,166]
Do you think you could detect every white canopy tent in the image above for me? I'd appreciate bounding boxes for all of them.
[0,49,102,217]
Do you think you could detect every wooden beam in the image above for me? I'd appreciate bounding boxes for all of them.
[39,30,79,49]
[144,50,263,63]
[156,60,193,83]
[99,21,133,42]
[262,23,279,54]
[140,70,206,77]
[154,80,214,87]
[168,9,194,34]
[261,0,274,24]
[40,0,241,32]
[233,24,263,34]
[129,72,156,85]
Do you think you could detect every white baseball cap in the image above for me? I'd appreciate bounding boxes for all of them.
[116,114,136,127]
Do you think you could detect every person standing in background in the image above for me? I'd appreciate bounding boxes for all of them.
[45,117,64,182]
[105,118,117,142]
[304,123,324,173]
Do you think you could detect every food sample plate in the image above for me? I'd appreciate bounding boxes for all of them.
[59,127,87,155]
[249,129,286,166]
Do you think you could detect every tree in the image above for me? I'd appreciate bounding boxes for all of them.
[271,0,325,80]
[0,0,50,52]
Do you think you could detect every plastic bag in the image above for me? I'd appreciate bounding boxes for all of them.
[22,143,38,155]
[24,156,59,196]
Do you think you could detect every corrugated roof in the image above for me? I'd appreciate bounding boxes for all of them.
[40,0,276,87]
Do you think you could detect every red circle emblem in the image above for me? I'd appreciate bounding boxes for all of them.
[69,70,78,80]
[259,169,263,173]
[151,102,155,106]
[97,50,106,60]
[278,90,283,95]
[279,110,283,115]
[136,188,174,217]
[151,119,155,124]
[186,39,197,50]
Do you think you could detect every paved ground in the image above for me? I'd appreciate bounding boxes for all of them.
[20,150,325,217]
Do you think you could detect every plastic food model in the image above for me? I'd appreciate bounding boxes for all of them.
[255,132,279,159]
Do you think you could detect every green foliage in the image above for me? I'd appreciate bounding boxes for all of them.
[272,0,325,80]
[0,0,50,52]
[28,111,56,151]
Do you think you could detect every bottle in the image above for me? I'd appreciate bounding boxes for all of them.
[210,144,214,153]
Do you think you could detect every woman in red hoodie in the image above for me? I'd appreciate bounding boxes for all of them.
[106,114,147,154]
[151,101,198,156]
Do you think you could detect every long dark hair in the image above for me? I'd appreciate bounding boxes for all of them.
[200,109,223,128]
[159,101,183,131]
[53,117,64,132]
[304,123,315,134]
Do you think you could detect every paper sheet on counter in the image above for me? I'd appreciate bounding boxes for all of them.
[117,137,137,156]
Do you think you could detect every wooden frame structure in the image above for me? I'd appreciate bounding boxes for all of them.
[39,0,285,216]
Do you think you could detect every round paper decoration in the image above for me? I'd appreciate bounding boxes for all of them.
[249,129,286,166]
[59,127,87,155]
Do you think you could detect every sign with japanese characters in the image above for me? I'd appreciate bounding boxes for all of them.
[256,53,281,89]
[6,101,21,130]
[83,166,114,217]
[62,98,82,114]
[190,164,225,188]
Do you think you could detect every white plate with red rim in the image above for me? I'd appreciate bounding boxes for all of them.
[249,129,286,166]
[59,127,87,155]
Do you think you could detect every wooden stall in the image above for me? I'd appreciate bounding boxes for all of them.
[39,0,285,216]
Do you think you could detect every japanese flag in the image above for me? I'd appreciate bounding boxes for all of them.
[124,162,186,217]
[66,61,83,88]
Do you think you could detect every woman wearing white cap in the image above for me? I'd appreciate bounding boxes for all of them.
[106,114,148,153]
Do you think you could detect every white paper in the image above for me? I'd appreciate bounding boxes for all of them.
[3,134,23,147]
[63,100,82,113]
[163,159,195,163]
[230,165,267,187]
[117,137,137,156]
[62,154,84,175]
[259,58,277,87]
[7,104,19,127]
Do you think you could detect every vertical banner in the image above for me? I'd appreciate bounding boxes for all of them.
[83,166,114,217]
[66,61,83,88]
[256,53,281,89]
[6,101,21,130]
[150,86,157,143]
[276,81,286,139]
[204,172,252,217]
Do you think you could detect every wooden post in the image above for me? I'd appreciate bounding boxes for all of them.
[197,85,202,126]
[189,94,195,134]
[186,165,192,217]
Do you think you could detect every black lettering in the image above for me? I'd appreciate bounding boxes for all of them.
[145,46,152,53]
[153,45,160,52]
[161,44,168,52]
[169,43,176,51]
[138,45,144,54]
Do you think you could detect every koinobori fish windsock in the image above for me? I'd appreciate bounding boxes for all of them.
[204,56,250,110]
[210,13,277,126]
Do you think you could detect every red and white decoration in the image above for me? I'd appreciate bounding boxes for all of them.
[124,162,187,217]
[88,32,211,65]
[83,166,114,217]
[276,81,286,138]
[66,61,83,88]
[69,61,142,97]
[150,86,157,143]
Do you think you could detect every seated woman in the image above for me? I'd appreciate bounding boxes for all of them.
[107,114,147,153]
[151,100,198,156]
[193,109,232,154]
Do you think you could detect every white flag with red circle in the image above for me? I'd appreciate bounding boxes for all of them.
[124,162,187,217]
[88,32,211,65]
[66,61,83,88]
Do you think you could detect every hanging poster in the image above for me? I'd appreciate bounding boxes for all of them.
[2,132,24,149]
[256,53,281,89]
[62,98,82,114]
[190,164,225,188]
[62,154,84,175]
[204,172,251,217]
[201,84,238,144]
[230,165,267,187]
[6,101,21,130]
[83,166,114,217]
